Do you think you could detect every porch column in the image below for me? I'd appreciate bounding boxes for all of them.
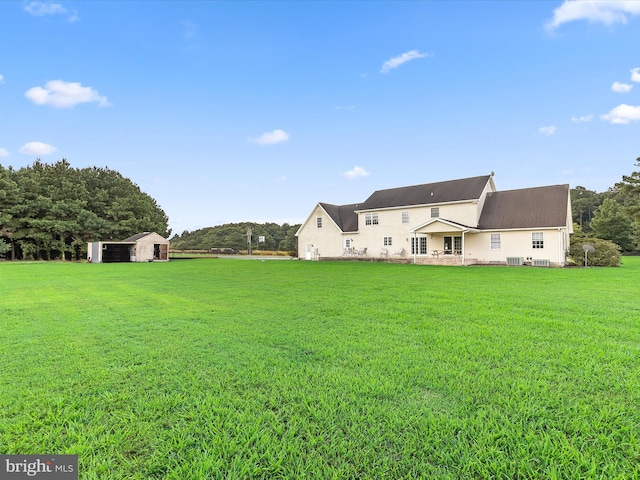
[413,232,417,265]
[461,230,465,266]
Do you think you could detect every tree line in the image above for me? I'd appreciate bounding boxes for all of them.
[169,222,300,254]
[0,160,170,260]
[571,157,640,254]
[3,158,639,262]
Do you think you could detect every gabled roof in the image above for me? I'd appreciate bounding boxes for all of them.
[122,232,154,242]
[477,184,570,229]
[410,218,476,233]
[357,174,492,211]
[319,202,359,232]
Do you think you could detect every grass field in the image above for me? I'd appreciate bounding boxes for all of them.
[1,258,640,479]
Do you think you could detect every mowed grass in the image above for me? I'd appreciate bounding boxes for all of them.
[1,258,640,479]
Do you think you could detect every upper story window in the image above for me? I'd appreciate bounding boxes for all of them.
[532,232,544,249]
[401,211,409,224]
[365,213,379,225]
[490,233,501,250]
[316,217,322,228]
[431,207,439,218]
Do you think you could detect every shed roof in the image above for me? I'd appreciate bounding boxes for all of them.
[122,232,154,242]
[477,184,570,229]
[121,232,169,243]
[357,174,492,211]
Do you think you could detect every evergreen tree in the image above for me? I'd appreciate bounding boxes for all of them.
[589,198,635,252]
[0,160,170,260]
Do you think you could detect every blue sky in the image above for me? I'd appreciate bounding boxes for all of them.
[1,1,640,234]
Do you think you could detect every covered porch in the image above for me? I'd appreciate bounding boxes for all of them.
[409,219,478,266]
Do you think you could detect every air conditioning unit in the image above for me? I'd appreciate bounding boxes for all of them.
[506,257,524,266]
[532,259,550,267]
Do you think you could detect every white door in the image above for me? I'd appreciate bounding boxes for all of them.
[305,244,312,260]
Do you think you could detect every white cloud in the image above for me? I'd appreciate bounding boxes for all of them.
[342,165,370,179]
[601,104,640,124]
[612,81,633,93]
[19,141,57,156]
[0,74,4,84]
[24,1,78,22]
[24,1,66,16]
[249,129,290,146]
[539,125,557,136]
[546,0,640,30]
[25,80,110,108]
[631,67,640,83]
[0,148,10,157]
[380,50,429,74]
[571,114,593,123]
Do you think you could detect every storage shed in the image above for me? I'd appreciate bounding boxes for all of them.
[87,232,169,263]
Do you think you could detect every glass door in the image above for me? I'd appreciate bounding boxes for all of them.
[444,236,462,255]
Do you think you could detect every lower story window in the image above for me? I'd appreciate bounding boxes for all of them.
[383,237,392,246]
[490,233,501,249]
[532,232,544,249]
[411,237,428,255]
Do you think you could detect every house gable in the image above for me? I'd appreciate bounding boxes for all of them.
[296,202,358,237]
[411,218,476,235]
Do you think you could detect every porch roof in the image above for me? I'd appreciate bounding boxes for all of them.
[410,218,478,234]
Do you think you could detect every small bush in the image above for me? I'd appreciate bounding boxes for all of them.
[570,235,621,267]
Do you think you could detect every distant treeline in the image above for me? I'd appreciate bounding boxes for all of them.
[0,159,170,260]
[170,222,301,254]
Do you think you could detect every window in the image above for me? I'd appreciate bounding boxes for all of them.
[411,237,428,255]
[345,239,351,248]
[431,207,439,218]
[316,217,322,228]
[454,236,462,253]
[532,232,544,249]
[383,237,392,246]
[365,213,379,225]
[490,233,501,250]
[402,211,409,224]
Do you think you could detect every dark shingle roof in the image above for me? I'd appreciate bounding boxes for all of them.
[478,184,569,229]
[357,175,492,211]
[319,203,359,232]
[121,232,153,242]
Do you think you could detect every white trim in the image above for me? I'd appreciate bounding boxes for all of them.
[410,217,473,233]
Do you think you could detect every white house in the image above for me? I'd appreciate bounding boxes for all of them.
[296,173,573,266]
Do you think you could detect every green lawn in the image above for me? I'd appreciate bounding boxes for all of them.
[1,258,640,479]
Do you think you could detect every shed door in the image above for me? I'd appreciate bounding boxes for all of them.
[159,244,168,260]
